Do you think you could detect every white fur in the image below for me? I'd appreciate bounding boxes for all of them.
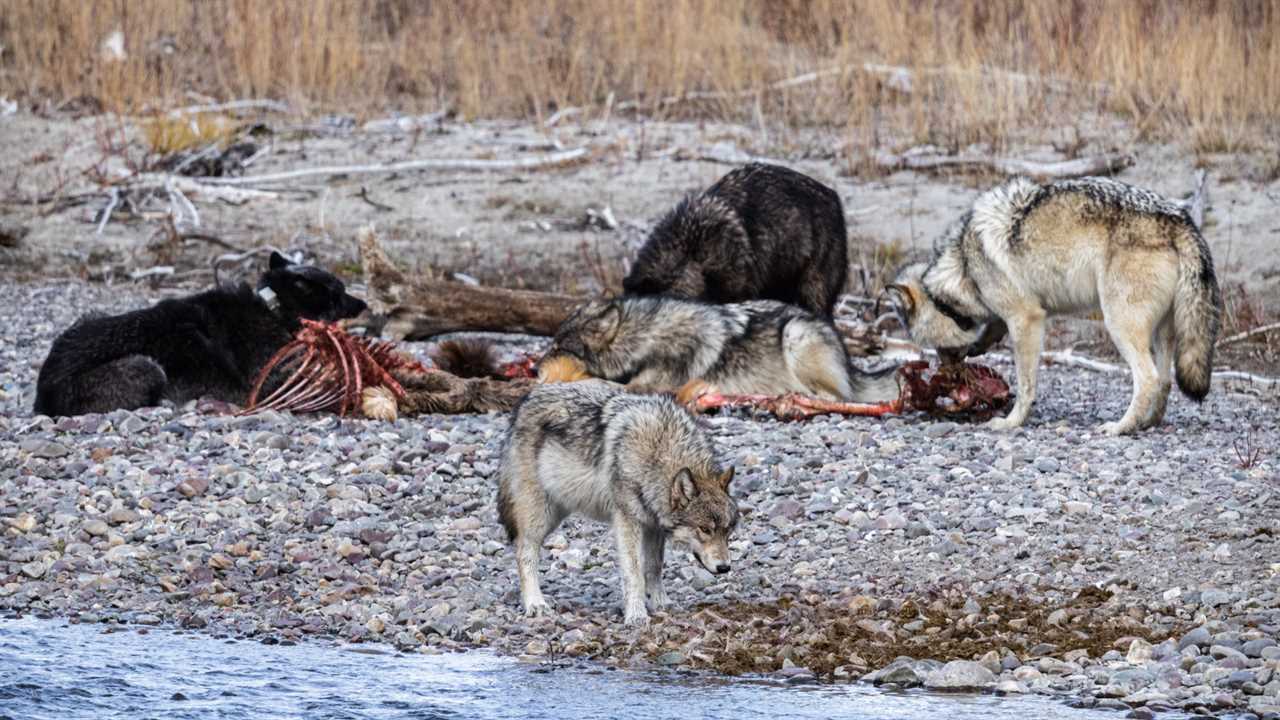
[536,442,616,522]
[900,176,1216,435]
[968,176,1040,279]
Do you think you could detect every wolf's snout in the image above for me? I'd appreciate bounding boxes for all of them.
[714,563,730,574]
[343,296,369,318]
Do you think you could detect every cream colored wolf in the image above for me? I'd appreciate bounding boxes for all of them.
[497,381,738,626]
[890,176,1221,435]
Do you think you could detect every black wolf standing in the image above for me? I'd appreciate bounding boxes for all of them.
[622,163,849,318]
[33,252,367,416]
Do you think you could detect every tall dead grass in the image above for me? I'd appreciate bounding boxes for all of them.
[1,0,1277,150]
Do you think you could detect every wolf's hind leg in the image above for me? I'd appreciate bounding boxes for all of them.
[512,498,565,618]
[1100,309,1161,436]
[613,514,650,626]
[1144,314,1175,428]
[784,321,854,401]
[986,310,1046,431]
[642,527,668,612]
[42,355,167,416]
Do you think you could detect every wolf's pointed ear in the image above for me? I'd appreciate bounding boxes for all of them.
[885,283,915,316]
[670,468,697,509]
[718,467,734,491]
[269,251,293,270]
[585,303,622,348]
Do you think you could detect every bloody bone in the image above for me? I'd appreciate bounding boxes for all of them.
[244,319,430,416]
[896,360,1010,416]
[243,321,535,418]
[691,391,902,420]
[498,354,539,380]
[686,361,1009,420]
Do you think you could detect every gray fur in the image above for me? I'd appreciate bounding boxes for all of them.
[892,176,1222,435]
[543,296,900,403]
[497,381,738,625]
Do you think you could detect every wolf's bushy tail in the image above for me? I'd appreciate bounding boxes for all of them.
[1171,225,1222,400]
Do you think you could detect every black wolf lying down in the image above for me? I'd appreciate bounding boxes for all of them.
[34,252,366,417]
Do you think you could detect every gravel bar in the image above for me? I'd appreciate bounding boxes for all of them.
[2,281,1278,718]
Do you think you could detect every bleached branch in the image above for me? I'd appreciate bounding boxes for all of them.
[196,148,590,187]
[1217,322,1280,347]
[874,150,1135,180]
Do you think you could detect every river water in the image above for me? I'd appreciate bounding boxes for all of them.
[1,616,1121,720]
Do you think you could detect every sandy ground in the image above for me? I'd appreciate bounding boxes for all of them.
[3,108,1277,375]
[2,110,1279,294]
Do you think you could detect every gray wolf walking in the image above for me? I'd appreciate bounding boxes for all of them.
[540,296,900,403]
[889,176,1221,435]
[623,163,849,318]
[497,381,738,626]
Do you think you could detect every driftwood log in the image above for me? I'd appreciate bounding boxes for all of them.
[358,227,583,340]
[201,148,588,188]
[874,149,1134,181]
[1182,168,1209,230]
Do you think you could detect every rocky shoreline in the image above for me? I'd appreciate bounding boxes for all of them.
[2,280,1278,718]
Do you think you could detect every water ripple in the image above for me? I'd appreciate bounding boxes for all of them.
[1,617,1123,720]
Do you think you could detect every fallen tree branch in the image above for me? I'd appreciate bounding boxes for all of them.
[179,232,243,253]
[1036,349,1128,374]
[124,173,280,202]
[362,108,450,133]
[167,99,291,117]
[1182,168,1209,230]
[547,63,1106,124]
[544,106,584,127]
[627,63,1098,109]
[1217,322,1280,347]
[95,188,120,234]
[378,283,582,340]
[1211,371,1280,387]
[358,226,583,339]
[986,348,1280,387]
[874,150,1135,180]
[674,142,789,167]
[129,265,175,281]
[357,186,395,212]
[198,148,589,187]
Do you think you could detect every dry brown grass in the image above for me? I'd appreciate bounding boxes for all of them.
[1,1,1277,151]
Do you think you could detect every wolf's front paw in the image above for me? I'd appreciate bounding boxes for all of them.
[645,588,669,612]
[985,416,1021,431]
[1098,420,1131,437]
[623,609,651,627]
[523,598,552,618]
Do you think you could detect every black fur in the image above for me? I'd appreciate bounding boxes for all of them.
[431,339,500,379]
[33,252,367,417]
[623,163,849,318]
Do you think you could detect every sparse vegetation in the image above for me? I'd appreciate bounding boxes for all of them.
[140,114,238,155]
[1,1,1277,154]
[1234,428,1264,470]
